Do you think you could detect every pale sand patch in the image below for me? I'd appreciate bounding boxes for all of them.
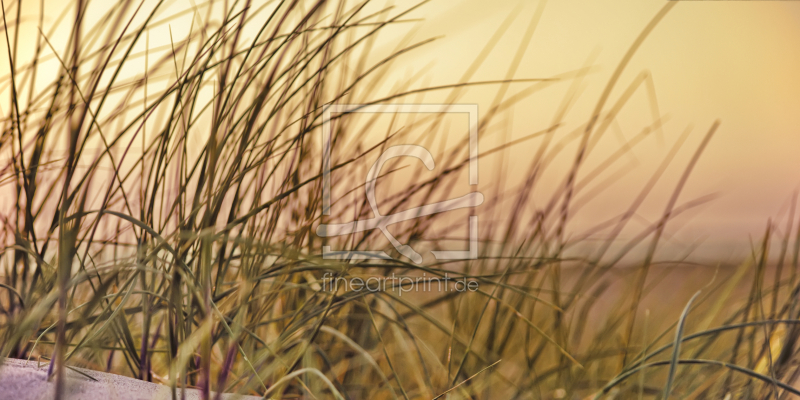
[0,358,262,400]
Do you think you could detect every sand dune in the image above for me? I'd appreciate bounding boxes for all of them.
[0,358,261,400]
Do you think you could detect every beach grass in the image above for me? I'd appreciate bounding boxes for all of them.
[0,1,799,399]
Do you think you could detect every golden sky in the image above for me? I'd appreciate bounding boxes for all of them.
[3,0,800,260]
[385,0,800,259]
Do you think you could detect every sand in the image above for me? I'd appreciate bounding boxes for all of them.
[0,358,262,400]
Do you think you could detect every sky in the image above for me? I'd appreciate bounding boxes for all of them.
[381,0,800,260]
[3,0,800,261]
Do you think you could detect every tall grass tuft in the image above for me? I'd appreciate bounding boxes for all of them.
[1,1,800,399]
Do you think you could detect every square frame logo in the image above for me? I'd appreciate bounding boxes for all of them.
[317,104,482,264]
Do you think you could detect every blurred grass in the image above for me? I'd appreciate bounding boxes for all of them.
[0,0,799,399]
